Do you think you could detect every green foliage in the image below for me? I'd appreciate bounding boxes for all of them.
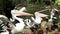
[26,0,31,4]
[26,4,35,14]
[55,0,60,5]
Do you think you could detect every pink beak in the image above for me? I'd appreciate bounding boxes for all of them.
[36,13,48,17]
[14,10,33,16]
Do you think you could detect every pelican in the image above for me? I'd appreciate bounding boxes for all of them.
[11,9,25,34]
[48,8,58,22]
[31,12,42,24]
[0,15,9,34]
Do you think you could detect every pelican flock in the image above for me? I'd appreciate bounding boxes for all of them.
[0,7,26,34]
[0,6,59,34]
[10,7,43,34]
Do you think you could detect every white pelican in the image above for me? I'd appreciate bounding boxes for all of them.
[0,16,10,34]
[48,8,58,22]
[31,12,42,24]
[11,10,25,34]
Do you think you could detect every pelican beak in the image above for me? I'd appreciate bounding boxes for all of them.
[36,13,48,18]
[14,11,33,16]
